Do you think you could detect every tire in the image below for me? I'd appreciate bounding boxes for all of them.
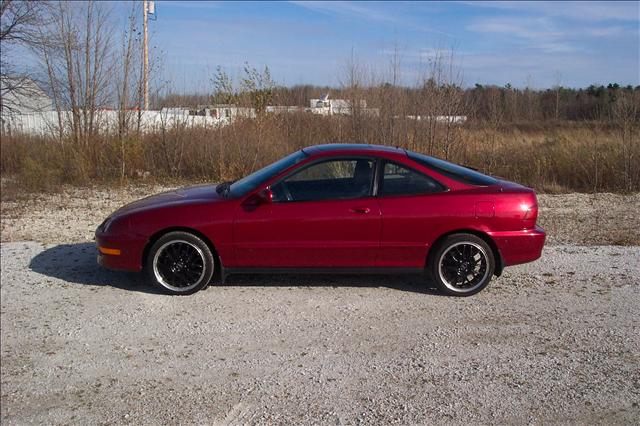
[145,231,215,295]
[428,233,495,297]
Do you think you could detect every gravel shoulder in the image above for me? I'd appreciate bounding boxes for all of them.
[1,188,639,424]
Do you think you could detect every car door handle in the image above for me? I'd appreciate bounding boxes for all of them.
[349,207,371,214]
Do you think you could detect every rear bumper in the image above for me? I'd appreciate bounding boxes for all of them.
[95,232,146,272]
[488,225,546,266]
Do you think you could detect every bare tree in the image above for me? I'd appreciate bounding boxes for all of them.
[502,83,517,122]
[484,85,504,174]
[0,0,51,113]
[339,48,367,143]
[378,42,404,146]
[415,47,465,158]
[522,74,540,121]
[211,65,236,104]
[240,62,275,113]
[240,63,276,171]
[553,71,562,121]
[0,0,43,43]
[114,0,144,181]
[613,90,640,191]
[35,0,115,144]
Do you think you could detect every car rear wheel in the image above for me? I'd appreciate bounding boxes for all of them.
[146,231,215,295]
[429,234,495,296]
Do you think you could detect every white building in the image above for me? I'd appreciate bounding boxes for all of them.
[208,104,255,120]
[266,105,305,114]
[403,115,467,124]
[309,93,368,116]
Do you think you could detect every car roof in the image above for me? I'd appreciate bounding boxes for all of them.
[302,144,406,156]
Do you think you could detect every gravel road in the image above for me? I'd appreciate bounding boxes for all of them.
[1,241,639,425]
[2,188,639,424]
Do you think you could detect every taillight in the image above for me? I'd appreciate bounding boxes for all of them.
[520,196,538,227]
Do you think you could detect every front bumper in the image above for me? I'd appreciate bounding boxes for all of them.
[488,225,546,267]
[95,231,146,272]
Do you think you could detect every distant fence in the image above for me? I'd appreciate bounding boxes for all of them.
[0,109,229,137]
[1,109,468,137]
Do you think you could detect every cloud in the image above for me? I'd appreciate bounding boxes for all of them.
[467,14,634,53]
[458,1,639,23]
[583,26,629,37]
[290,1,398,24]
[158,1,222,10]
[467,16,580,52]
[468,16,563,39]
[289,1,454,38]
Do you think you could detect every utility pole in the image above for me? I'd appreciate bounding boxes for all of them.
[143,0,149,110]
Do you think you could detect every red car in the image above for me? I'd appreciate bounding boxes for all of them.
[96,144,545,296]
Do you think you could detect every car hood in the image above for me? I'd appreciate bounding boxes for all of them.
[113,184,223,217]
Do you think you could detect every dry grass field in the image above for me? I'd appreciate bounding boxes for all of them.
[2,119,638,195]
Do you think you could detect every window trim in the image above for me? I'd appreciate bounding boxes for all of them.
[407,151,498,186]
[230,150,308,198]
[377,160,448,198]
[269,156,379,204]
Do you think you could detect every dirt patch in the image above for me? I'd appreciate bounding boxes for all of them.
[537,193,640,245]
[1,185,174,243]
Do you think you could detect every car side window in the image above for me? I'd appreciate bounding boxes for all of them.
[272,159,375,202]
[381,161,445,196]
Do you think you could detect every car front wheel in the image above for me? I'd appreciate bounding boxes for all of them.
[429,233,495,296]
[146,231,215,295]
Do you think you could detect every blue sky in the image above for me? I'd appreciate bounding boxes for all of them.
[144,0,639,91]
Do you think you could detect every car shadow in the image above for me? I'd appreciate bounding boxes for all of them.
[29,243,441,295]
[225,273,440,295]
[29,243,162,294]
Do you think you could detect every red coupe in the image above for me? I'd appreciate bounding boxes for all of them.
[96,144,545,296]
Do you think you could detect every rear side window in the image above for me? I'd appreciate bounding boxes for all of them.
[380,161,446,196]
[408,151,498,186]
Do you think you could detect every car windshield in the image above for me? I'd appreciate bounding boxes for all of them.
[229,150,307,197]
[407,151,498,186]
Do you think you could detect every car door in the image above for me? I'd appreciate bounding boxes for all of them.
[233,157,382,268]
[376,160,450,268]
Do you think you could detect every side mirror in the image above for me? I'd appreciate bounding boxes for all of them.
[242,187,273,208]
[257,187,273,204]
